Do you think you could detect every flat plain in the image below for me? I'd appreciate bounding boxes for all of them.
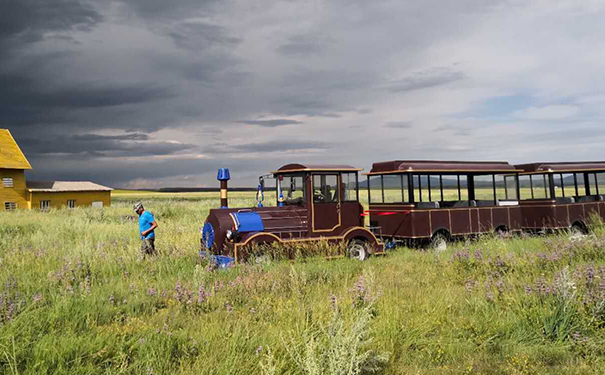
[2,190,605,374]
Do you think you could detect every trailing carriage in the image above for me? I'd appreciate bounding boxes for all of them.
[514,162,605,233]
[365,160,523,250]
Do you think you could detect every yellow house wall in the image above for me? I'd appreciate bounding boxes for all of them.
[0,168,28,209]
[29,191,111,209]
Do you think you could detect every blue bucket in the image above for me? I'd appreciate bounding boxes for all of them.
[199,251,235,269]
[215,255,235,269]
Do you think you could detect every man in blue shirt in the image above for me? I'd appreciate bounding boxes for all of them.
[135,202,158,256]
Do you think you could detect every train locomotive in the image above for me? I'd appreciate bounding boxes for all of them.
[201,164,384,264]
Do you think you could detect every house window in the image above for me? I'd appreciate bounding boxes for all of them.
[67,200,76,209]
[2,178,13,188]
[4,202,17,210]
[40,200,50,210]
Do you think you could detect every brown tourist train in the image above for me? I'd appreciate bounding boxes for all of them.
[200,160,605,265]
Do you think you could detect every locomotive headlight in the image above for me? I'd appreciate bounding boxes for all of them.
[226,229,234,241]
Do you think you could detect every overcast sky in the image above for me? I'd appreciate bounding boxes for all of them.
[3,0,605,188]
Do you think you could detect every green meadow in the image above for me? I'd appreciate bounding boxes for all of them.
[2,191,605,374]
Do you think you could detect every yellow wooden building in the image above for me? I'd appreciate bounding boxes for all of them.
[0,129,112,210]
[0,129,31,209]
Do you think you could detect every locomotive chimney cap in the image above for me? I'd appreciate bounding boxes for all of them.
[217,168,230,181]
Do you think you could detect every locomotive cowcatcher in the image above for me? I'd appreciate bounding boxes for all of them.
[201,163,384,263]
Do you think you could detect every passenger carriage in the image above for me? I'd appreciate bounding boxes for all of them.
[514,162,605,233]
[201,163,384,264]
[365,160,523,250]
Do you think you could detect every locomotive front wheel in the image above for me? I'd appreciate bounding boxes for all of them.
[347,239,369,261]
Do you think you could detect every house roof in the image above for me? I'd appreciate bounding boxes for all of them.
[367,160,519,175]
[515,162,605,174]
[272,163,362,174]
[27,181,113,192]
[0,129,32,170]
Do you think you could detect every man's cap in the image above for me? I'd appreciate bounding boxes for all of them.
[134,202,144,211]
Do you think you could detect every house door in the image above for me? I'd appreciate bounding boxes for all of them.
[311,174,341,233]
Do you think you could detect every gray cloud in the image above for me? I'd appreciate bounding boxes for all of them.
[433,125,471,137]
[277,34,334,57]
[385,67,465,93]
[205,140,331,154]
[237,119,303,127]
[385,121,413,129]
[167,22,241,51]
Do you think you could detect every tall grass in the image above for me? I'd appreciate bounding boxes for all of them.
[1,192,605,374]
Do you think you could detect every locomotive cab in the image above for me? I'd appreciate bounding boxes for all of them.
[201,163,384,264]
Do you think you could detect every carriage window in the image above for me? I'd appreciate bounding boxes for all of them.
[519,175,532,200]
[383,174,408,203]
[429,175,442,202]
[412,175,444,202]
[280,175,305,204]
[313,175,338,203]
[597,173,605,196]
[368,175,383,203]
[341,173,358,202]
[473,175,495,202]
[588,173,599,195]
[530,174,551,199]
[555,173,577,198]
[439,175,467,202]
[496,175,519,201]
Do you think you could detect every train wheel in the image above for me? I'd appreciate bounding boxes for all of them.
[430,233,448,252]
[569,223,587,242]
[571,223,586,235]
[347,239,369,261]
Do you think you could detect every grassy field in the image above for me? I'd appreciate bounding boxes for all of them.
[2,191,605,374]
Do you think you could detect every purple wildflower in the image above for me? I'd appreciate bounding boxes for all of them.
[495,278,504,295]
[175,280,183,302]
[486,291,494,302]
[148,288,157,296]
[525,285,532,295]
[197,283,206,304]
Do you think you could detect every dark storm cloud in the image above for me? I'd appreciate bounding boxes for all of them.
[385,67,465,93]
[0,0,102,46]
[18,134,196,158]
[25,154,269,187]
[237,119,303,127]
[0,71,174,127]
[385,121,413,129]
[0,75,172,111]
